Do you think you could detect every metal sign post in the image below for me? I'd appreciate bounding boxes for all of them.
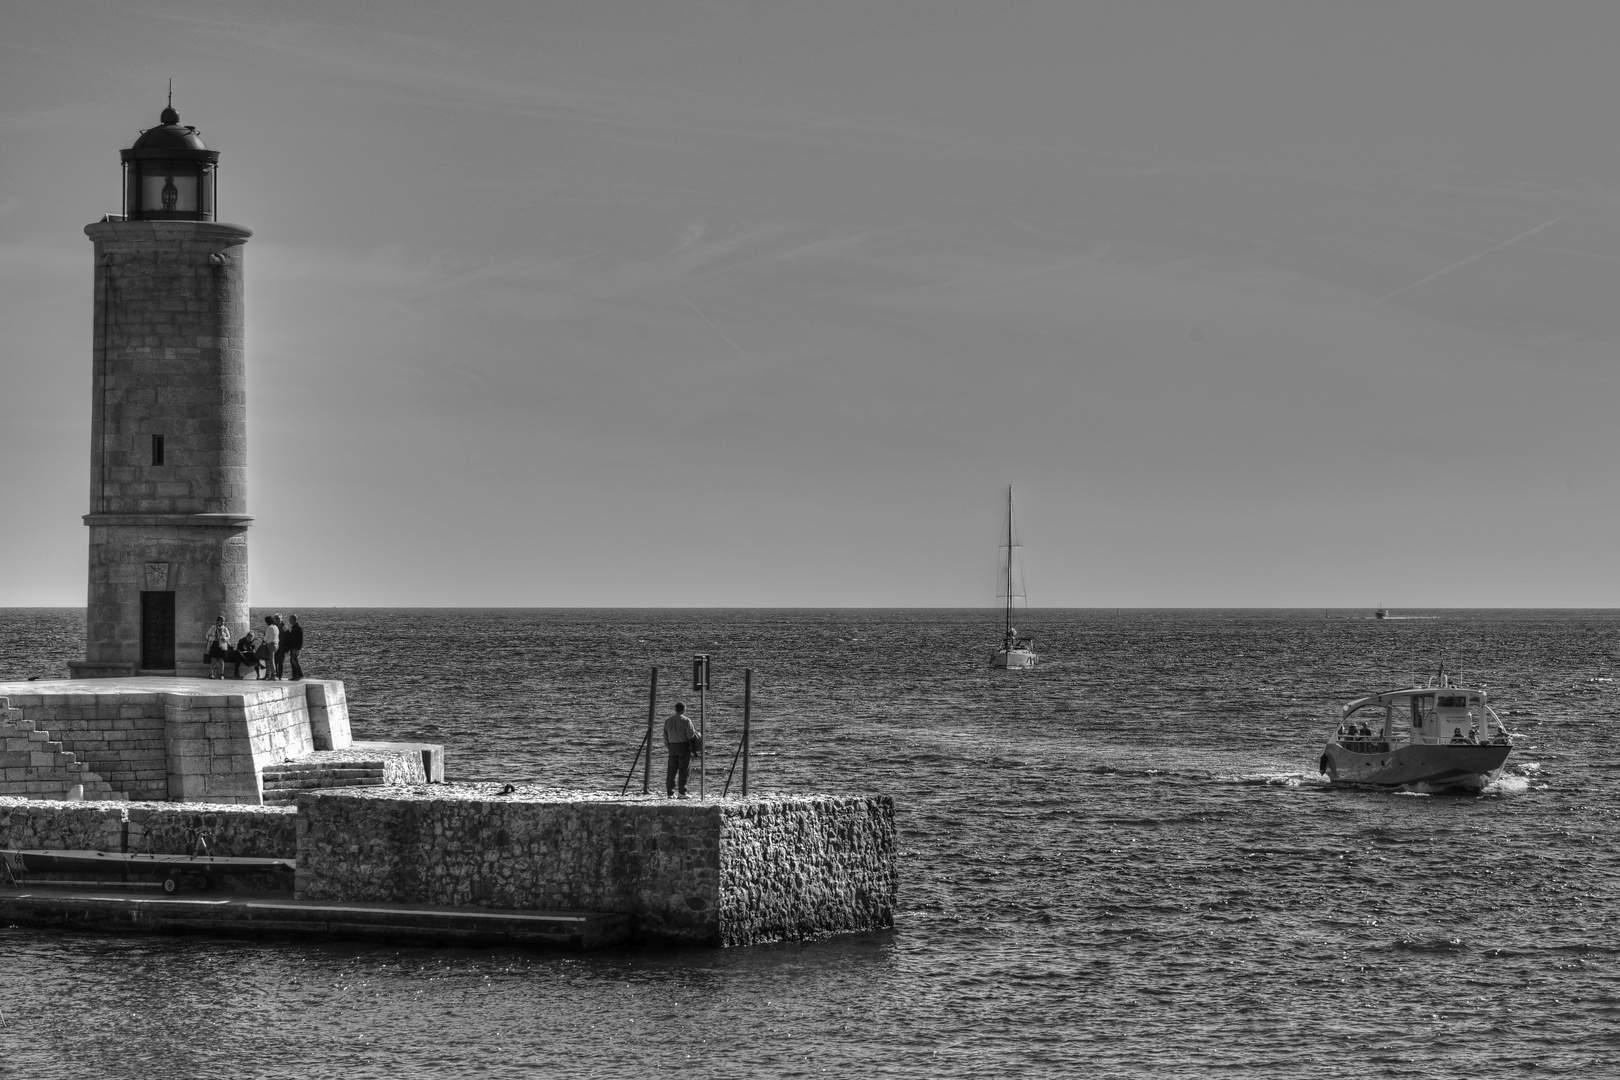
[692,654,710,798]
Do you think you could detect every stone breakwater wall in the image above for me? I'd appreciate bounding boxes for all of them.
[718,797,898,947]
[0,796,296,858]
[296,785,896,946]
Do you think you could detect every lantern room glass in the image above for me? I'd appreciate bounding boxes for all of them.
[123,160,217,222]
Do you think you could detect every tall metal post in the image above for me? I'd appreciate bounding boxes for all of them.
[693,653,709,799]
[643,666,657,795]
[742,668,751,797]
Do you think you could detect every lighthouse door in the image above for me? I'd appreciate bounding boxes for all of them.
[140,591,175,670]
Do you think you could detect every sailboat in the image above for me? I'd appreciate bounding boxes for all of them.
[990,486,1037,670]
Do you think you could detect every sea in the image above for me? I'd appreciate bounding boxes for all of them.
[1,607,1617,1079]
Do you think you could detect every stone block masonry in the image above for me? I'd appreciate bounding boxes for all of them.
[0,708,121,801]
[73,220,254,679]
[295,786,897,947]
[0,679,352,804]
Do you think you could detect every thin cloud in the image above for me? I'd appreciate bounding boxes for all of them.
[1370,218,1562,306]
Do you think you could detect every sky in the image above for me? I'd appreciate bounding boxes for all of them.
[4,1,1620,607]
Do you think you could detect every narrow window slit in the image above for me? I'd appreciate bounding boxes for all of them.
[152,434,164,466]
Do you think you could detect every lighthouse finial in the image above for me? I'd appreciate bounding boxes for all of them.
[160,80,179,127]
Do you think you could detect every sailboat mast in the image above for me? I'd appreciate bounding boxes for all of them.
[1005,486,1015,636]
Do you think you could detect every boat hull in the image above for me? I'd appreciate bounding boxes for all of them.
[2,848,295,890]
[990,648,1036,670]
[1319,741,1511,790]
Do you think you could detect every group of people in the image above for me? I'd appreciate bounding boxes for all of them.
[203,613,304,681]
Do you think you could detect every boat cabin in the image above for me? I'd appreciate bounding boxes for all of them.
[1339,681,1506,748]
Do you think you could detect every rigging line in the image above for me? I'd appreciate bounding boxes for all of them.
[679,294,750,361]
[1369,218,1561,306]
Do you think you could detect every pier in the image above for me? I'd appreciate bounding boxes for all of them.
[0,783,897,949]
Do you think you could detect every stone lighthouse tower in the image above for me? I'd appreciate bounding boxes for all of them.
[69,102,251,678]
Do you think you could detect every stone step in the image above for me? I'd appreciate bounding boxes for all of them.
[262,776,387,793]
[262,780,387,805]
[261,766,385,780]
[0,718,122,800]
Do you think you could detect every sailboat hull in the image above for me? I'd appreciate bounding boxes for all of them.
[991,647,1036,670]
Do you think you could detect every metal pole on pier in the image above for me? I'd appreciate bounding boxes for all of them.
[643,666,657,795]
[693,654,709,799]
[723,669,752,797]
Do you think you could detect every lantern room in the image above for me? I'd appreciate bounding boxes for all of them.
[119,103,218,221]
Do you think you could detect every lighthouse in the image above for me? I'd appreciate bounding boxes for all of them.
[69,101,252,678]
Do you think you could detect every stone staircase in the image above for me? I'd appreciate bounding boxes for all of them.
[259,761,388,805]
[0,705,123,800]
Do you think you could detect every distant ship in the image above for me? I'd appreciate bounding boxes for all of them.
[989,486,1036,670]
[1375,606,1388,620]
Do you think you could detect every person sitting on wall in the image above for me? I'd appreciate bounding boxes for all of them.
[233,630,260,680]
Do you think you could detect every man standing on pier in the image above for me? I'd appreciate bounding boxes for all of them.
[664,702,698,798]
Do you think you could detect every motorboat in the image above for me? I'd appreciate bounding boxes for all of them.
[1318,675,1513,790]
[989,486,1036,670]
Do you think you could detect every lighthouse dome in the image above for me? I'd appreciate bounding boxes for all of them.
[130,109,208,151]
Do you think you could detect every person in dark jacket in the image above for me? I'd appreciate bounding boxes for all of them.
[285,615,304,681]
[664,701,698,798]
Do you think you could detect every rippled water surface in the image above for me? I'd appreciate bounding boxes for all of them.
[2,608,1618,1078]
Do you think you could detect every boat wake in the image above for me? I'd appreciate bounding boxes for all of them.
[1216,770,1327,788]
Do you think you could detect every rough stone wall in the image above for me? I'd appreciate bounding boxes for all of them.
[0,799,126,853]
[717,796,897,947]
[295,787,722,942]
[295,786,896,946]
[127,802,297,857]
[0,797,295,858]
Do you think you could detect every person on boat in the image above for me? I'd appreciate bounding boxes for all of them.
[1451,727,1468,744]
[664,702,698,798]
